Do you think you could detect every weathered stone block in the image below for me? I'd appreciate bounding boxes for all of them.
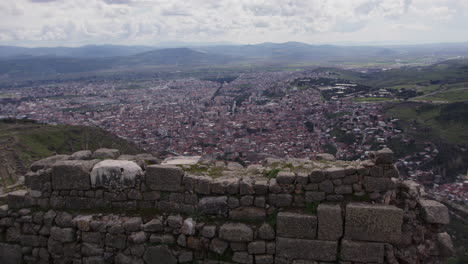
[276,237,337,262]
[7,190,29,209]
[258,223,275,240]
[374,148,393,165]
[90,160,142,188]
[198,196,228,215]
[50,226,75,242]
[25,171,50,191]
[326,167,345,179]
[277,212,317,239]
[254,179,269,194]
[317,204,342,240]
[248,240,266,254]
[219,223,253,242]
[319,180,334,193]
[363,176,395,192]
[334,185,352,194]
[230,207,266,222]
[0,243,22,264]
[232,252,253,264]
[256,255,274,264]
[194,175,212,194]
[305,191,325,203]
[51,160,96,190]
[209,238,229,254]
[309,169,325,183]
[240,178,255,195]
[345,203,403,243]
[275,194,292,207]
[143,218,163,232]
[123,217,142,232]
[276,171,296,184]
[143,245,176,264]
[419,199,450,224]
[437,232,455,257]
[92,148,120,159]
[70,150,92,160]
[30,155,70,172]
[341,240,384,263]
[146,165,184,191]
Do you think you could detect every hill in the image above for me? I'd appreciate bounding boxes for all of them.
[0,47,236,78]
[384,102,468,182]
[0,119,143,188]
[2,42,468,80]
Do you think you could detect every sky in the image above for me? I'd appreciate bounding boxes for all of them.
[1,0,468,47]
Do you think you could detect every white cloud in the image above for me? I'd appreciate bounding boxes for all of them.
[0,0,466,46]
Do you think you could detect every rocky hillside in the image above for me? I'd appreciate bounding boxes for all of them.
[0,119,143,190]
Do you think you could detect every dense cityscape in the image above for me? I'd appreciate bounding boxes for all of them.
[1,70,466,203]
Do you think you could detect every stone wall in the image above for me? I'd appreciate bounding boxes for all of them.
[0,148,454,264]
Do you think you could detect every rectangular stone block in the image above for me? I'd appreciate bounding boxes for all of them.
[25,171,50,191]
[363,177,395,192]
[0,243,22,264]
[317,204,342,240]
[51,160,95,190]
[341,240,384,263]
[276,237,337,262]
[7,190,29,209]
[146,165,184,191]
[419,199,450,224]
[345,203,403,243]
[277,212,317,239]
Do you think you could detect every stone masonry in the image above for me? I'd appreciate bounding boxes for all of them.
[0,147,454,263]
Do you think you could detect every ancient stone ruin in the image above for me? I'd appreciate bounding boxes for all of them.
[0,148,454,263]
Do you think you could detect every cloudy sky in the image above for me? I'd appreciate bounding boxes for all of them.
[1,0,468,47]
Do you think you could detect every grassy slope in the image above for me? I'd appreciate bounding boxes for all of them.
[386,102,468,145]
[0,119,143,187]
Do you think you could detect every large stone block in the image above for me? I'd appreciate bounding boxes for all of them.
[50,226,75,242]
[276,237,337,262]
[0,243,22,264]
[374,148,393,165]
[146,165,184,191]
[277,212,317,239]
[90,160,142,188]
[7,190,29,209]
[317,204,342,240]
[345,203,403,243]
[419,199,450,224]
[219,223,253,242]
[92,148,120,159]
[341,240,384,263]
[325,167,345,179]
[144,245,176,264]
[229,207,266,222]
[30,154,70,172]
[198,196,228,215]
[363,177,395,192]
[51,160,96,190]
[25,170,50,191]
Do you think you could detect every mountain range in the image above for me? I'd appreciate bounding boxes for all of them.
[1,42,468,78]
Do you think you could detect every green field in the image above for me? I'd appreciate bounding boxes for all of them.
[354,97,393,102]
[413,90,468,102]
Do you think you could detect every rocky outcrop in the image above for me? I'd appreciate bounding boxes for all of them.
[0,148,454,263]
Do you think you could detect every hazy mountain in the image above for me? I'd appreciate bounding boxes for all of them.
[0,47,237,77]
[0,45,156,59]
[1,42,468,78]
